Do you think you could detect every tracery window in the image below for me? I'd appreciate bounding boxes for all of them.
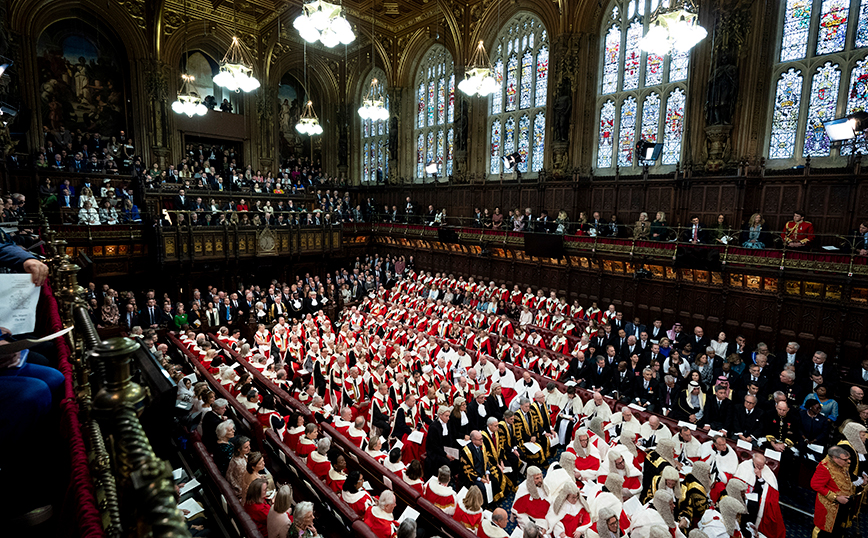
[594,0,690,173]
[415,45,454,180]
[768,0,868,162]
[360,69,389,182]
[488,13,549,176]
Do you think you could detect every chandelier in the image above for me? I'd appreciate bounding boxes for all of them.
[293,1,355,48]
[296,100,324,135]
[639,0,707,56]
[458,40,498,97]
[358,77,389,120]
[172,74,207,117]
[213,36,261,92]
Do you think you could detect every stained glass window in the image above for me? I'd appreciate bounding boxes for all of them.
[489,14,548,177]
[536,47,549,107]
[623,21,643,91]
[816,0,848,55]
[520,50,533,109]
[645,54,664,86]
[844,57,868,154]
[603,26,621,94]
[641,93,661,142]
[360,69,389,182]
[506,55,519,112]
[447,128,454,176]
[414,45,454,179]
[447,74,455,123]
[781,0,812,62]
[490,119,502,174]
[857,1,868,48]
[597,100,616,168]
[364,143,369,182]
[803,63,841,157]
[504,117,516,157]
[417,134,424,178]
[595,1,691,172]
[662,88,685,165]
[532,114,545,172]
[769,68,803,159]
[518,115,530,173]
[492,59,504,114]
[769,1,868,162]
[427,81,436,126]
[417,84,425,128]
[618,97,637,167]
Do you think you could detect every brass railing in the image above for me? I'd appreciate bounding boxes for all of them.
[43,221,191,538]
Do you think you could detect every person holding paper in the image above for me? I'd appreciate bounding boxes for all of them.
[545,481,592,538]
[811,446,855,538]
[701,435,739,502]
[566,428,603,482]
[597,447,642,498]
[835,422,868,495]
[426,406,456,476]
[679,461,712,528]
[514,397,546,465]
[638,415,671,451]
[555,387,583,445]
[729,394,764,447]
[530,391,556,459]
[512,466,551,534]
[478,508,510,538]
[697,496,748,538]
[342,470,375,517]
[628,490,686,538]
[763,401,801,490]
[461,429,508,504]
[734,454,785,538]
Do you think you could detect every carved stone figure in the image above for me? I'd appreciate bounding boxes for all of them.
[554,78,572,142]
[706,52,739,126]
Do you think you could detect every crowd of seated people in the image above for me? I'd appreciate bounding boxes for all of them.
[30,125,137,174]
[93,252,868,538]
[36,177,142,225]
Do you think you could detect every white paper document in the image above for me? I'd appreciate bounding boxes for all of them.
[172,468,186,481]
[807,443,824,453]
[178,498,204,518]
[622,495,642,517]
[179,478,200,496]
[484,480,493,501]
[445,447,460,459]
[0,274,41,335]
[398,507,420,524]
[457,439,471,447]
[764,449,782,461]
[455,487,468,503]
[627,403,646,412]
[707,430,722,438]
[677,421,697,431]
[392,439,404,450]
[736,440,753,451]
[523,442,541,454]
[407,430,424,444]
[363,481,372,491]
[745,493,759,502]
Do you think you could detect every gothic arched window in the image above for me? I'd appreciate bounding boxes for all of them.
[488,13,549,176]
[594,1,689,174]
[414,45,455,180]
[360,69,389,183]
[767,0,868,163]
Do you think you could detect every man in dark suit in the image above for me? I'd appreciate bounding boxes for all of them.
[735,364,768,400]
[726,335,748,365]
[591,329,609,352]
[610,312,625,333]
[219,298,236,326]
[158,303,174,326]
[603,214,621,238]
[173,189,190,212]
[649,319,666,343]
[143,298,161,328]
[620,335,640,362]
[701,384,734,433]
[656,375,677,412]
[624,317,646,340]
[121,304,140,331]
[846,358,868,386]
[611,361,634,402]
[350,280,364,301]
[799,350,839,393]
[684,216,705,244]
[200,400,229,453]
[634,368,660,411]
[588,356,613,393]
[729,394,764,446]
[689,326,710,352]
[425,406,455,476]
[57,188,76,209]
[587,212,605,235]
[67,152,85,172]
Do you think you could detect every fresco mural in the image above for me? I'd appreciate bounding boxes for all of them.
[278,72,307,159]
[36,20,128,139]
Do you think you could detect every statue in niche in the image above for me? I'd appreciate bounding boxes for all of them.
[553,77,572,142]
[457,99,469,151]
[389,116,398,156]
[706,51,739,126]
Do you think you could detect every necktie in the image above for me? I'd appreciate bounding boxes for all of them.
[150,307,154,324]
[693,227,698,240]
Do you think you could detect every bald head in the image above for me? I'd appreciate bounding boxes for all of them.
[491,508,508,527]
